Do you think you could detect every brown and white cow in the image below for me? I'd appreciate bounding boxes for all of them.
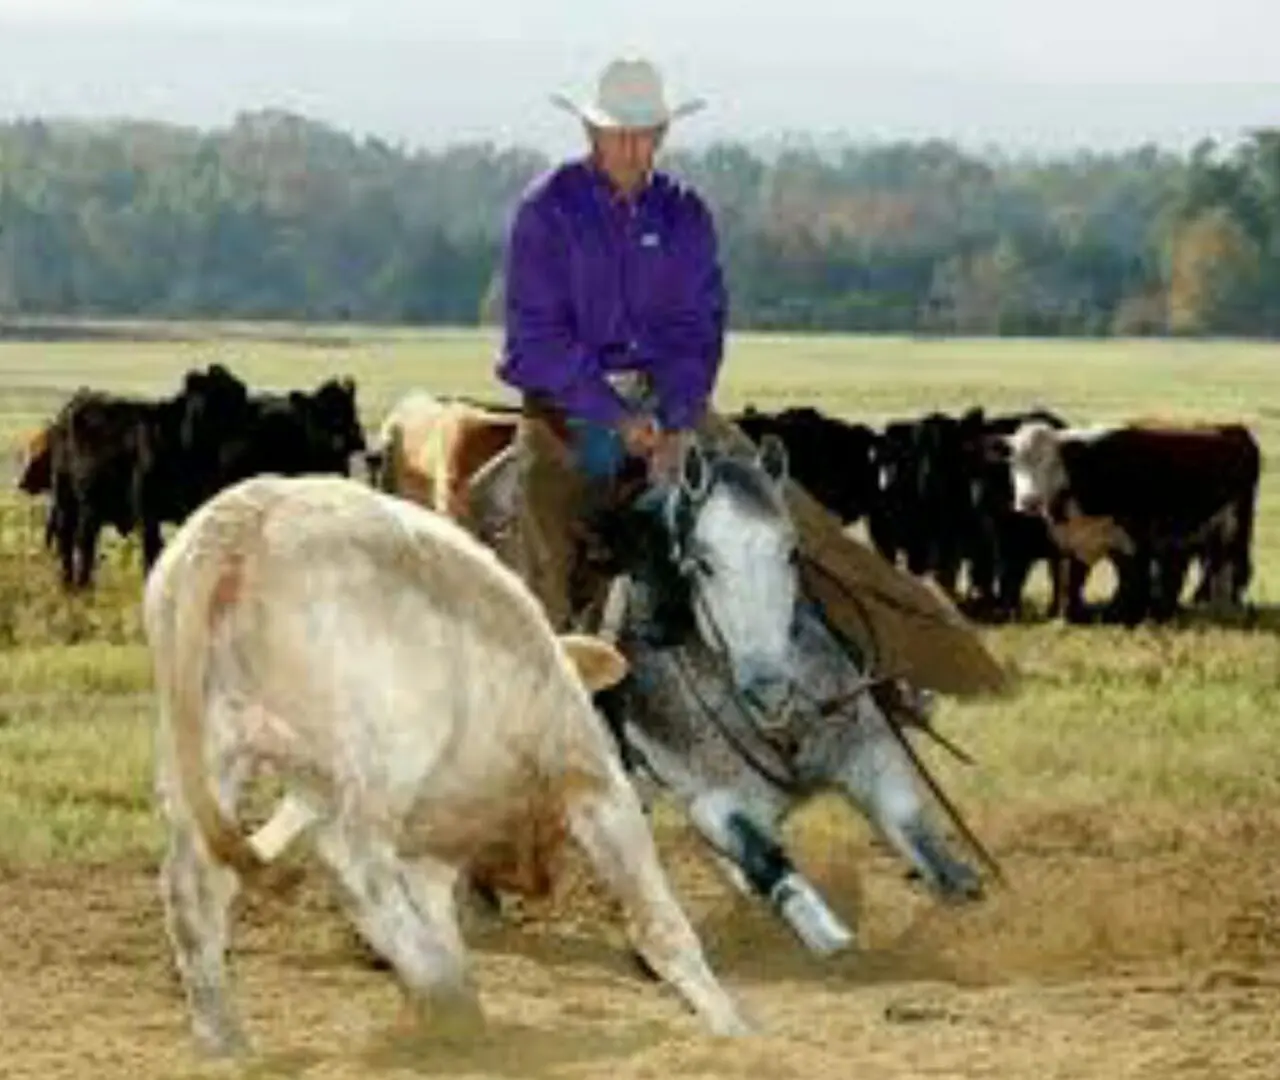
[373,390,518,528]
[999,419,1260,623]
[143,473,750,1058]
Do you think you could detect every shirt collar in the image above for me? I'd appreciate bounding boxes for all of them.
[582,156,654,210]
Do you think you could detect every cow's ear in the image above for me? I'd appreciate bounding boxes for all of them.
[559,633,629,693]
[340,376,356,398]
[981,434,1011,463]
[758,432,789,486]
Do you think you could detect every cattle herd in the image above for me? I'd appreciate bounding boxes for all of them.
[11,364,1264,629]
[735,403,1261,627]
[15,363,367,589]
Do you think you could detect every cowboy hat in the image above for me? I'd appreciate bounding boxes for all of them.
[550,57,706,130]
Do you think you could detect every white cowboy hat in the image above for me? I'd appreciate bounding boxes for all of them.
[550,57,706,130]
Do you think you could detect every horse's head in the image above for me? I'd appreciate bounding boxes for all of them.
[654,432,799,704]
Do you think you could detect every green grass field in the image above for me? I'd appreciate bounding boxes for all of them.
[2,325,1277,861]
[1,324,1277,1078]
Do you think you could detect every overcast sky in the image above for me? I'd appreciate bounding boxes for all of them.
[1,0,1277,156]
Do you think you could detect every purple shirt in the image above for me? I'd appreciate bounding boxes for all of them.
[496,158,726,431]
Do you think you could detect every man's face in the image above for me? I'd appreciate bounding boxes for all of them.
[589,123,665,197]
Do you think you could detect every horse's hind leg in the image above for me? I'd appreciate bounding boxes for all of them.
[689,789,854,956]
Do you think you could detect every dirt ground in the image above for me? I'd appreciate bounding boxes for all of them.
[2,806,1278,1080]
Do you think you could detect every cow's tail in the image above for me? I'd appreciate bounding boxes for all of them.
[162,486,277,881]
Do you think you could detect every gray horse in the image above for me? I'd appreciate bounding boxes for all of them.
[457,425,990,955]
[576,432,987,956]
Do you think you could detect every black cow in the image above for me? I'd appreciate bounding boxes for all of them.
[42,387,188,588]
[732,404,880,525]
[191,373,366,495]
[865,405,1089,621]
[36,365,367,590]
[864,410,985,603]
[865,419,921,574]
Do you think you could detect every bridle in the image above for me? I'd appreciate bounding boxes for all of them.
[655,461,899,790]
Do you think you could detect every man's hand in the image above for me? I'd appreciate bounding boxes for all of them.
[617,413,661,457]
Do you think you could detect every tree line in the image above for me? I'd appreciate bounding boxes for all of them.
[1,109,1278,337]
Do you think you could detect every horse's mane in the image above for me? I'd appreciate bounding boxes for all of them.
[598,445,789,647]
[704,454,789,520]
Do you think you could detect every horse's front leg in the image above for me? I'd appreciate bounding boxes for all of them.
[837,728,983,904]
[689,789,854,956]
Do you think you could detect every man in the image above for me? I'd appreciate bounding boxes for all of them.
[497,56,724,630]
[496,57,1008,703]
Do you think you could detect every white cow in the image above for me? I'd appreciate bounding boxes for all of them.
[143,472,749,1057]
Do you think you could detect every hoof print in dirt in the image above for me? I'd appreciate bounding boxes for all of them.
[883,1000,955,1025]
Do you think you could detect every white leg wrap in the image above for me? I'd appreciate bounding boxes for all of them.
[771,873,855,956]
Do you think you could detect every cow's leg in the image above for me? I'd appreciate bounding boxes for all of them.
[1151,549,1187,621]
[564,771,752,1035]
[1203,552,1238,613]
[156,752,250,1057]
[1106,550,1151,626]
[933,534,965,604]
[394,856,487,1033]
[964,525,996,614]
[53,496,78,588]
[992,533,1034,620]
[312,816,483,1034]
[1229,492,1257,606]
[43,500,59,551]
[1045,553,1067,618]
[1063,556,1093,622]
[1000,550,1035,621]
[73,509,102,589]
[688,788,854,957]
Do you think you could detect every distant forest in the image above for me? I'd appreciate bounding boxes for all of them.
[2,110,1279,337]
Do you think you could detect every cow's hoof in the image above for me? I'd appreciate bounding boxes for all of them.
[708,1006,757,1037]
[194,1020,251,1060]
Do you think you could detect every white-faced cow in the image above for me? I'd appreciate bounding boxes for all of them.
[143,473,750,1058]
[999,419,1260,624]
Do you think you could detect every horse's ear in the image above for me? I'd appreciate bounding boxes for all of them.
[680,438,710,499]
[758,432,789,486]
